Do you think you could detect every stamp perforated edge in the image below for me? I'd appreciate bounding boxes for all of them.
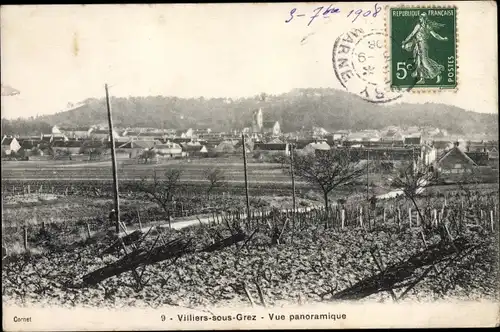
[384,3,459,94]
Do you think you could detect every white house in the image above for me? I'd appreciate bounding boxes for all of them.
[1,136,21,155]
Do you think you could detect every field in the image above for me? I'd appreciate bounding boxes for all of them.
[1,158,297,183]
[2,187,499,308]
[2,158,500,309]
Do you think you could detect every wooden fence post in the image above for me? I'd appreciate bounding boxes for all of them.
[490,210,494,232]
[137,210,143,231]
[480,210,484,227]
[433,209,437,227]
[86,223,91,239]
[27,184,31,195]
[408,207,412,228]
[416,210,420,227]
[359,206,363,227]
[341,209,345,229]
[397,208,401,229]
[383,207,386,224]
[23,226,28,251]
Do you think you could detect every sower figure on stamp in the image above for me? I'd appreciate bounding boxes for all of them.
[402,12,448,85]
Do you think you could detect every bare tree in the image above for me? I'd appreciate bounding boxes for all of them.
[389,161,438,228]
[137,169,183,229]
[281,149,366,213]
[204,167,226,198]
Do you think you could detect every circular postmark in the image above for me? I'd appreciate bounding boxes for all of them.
[332,29,402,103]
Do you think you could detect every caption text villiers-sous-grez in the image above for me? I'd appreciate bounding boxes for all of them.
[162,312,347,322]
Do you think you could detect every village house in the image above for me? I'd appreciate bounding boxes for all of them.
[135,132,165,141]
[51,133,69,143]
[312,127,328,138]
[59,127,92,139]
[345,132,365,143]
[117,140,160,159]
[364,140,404,148]
[51,125,62,135]
[181,143,208,157]
[262,121,281,136]
[1,136,21,155]
[346,130,381,143]
[381,129,405,144]
[431,140,455,154]
[52,140,83,155]
[253,143,290,157]
[436,143,478,175]
[404,133,422,146]
[234,140,254,154]
[18,139,40,152]
[465,151,490,166]
[291,139,321,150]
[153,141,184,158]
[297,141,331,156]
[89,128,121,141]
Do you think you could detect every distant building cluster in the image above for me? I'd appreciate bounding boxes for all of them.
[1,107,498,177]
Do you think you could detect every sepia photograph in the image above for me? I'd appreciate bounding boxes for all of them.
[1,1,499,330]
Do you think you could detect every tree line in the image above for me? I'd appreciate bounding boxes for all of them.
[2,88,496,136]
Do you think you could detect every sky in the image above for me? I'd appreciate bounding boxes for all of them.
[1,2,498,119]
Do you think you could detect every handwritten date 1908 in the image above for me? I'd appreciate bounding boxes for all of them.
[285,3,381,26]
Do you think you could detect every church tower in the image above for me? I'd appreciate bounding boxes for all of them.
[252,108,263,133]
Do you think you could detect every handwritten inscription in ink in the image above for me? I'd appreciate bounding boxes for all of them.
[285,3,381,26]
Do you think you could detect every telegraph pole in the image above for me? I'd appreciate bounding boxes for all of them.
[242,133,251,222]
[366,149,370,199]
[290,143,296,219]
[105,84,121,234]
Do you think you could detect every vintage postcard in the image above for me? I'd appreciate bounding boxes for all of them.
[1,1,499,331]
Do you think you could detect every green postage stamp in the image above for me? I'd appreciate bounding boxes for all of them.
[388,6,457,90]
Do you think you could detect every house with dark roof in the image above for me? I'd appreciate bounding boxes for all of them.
[172,137,193,145]
[181,143,208,157]
[51,134,69,143]
[291,139,318,150]
[253,143,290,156]
[436,143,478,175]
[465,151,490,166]
[89,128,120,141]
[381,129,405,144]
[40,134,53,143]
[262,121,281,136]
[404,134,422,146]
[18,139,41,151]
[296,142,331,156]
[432,140,454,152]
[52,140,83,155]
[116,140,160,158]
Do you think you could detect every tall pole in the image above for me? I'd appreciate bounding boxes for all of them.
[242,134,251,222]
[366,149,369,199]
[105,84,121,234]
[290,143,296,218]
